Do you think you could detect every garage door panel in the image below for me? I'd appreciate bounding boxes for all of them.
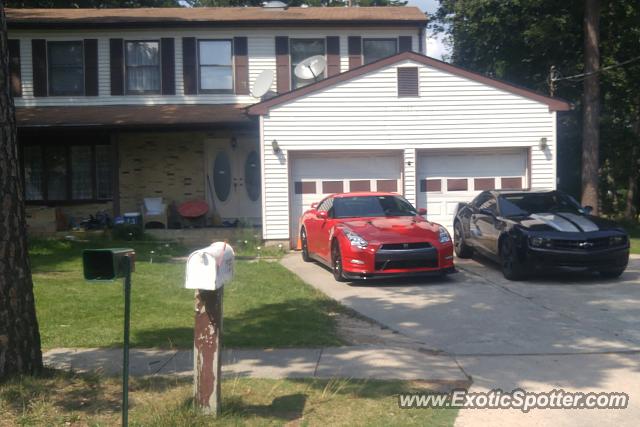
[290,153,402,247]
[418,149,527,233]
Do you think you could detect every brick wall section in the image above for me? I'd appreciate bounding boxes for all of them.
[117,131,206,213]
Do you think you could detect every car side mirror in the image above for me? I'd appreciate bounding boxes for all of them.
[582,205,593,215]
[316,211,328,220]
[417,208,427,216]
[310,202,319,209]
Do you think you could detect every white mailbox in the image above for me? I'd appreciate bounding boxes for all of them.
[185,242,235,290]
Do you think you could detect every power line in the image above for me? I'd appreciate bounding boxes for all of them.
[548,56,640,95]
[554,55,640,82]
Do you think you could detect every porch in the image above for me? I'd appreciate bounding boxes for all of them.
[17,104,262,235]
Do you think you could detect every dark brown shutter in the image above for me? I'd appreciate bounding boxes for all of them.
[275,36,290,93]
[182,37,197,95]
[233,37,249,95]
[161,38,175,95]
[8,39,21,97]
[109,38,124,95]
[84,39,98,96]
[399,36,413,53]
[347,36,362,69]
[397,67,419,97]
[31,39,47,97]
[326,36,340,77]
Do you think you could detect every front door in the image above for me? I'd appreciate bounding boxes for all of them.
[206,139,261,224]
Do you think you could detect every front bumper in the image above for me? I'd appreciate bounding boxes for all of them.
[525,246,629,270]
[341,241,455,279]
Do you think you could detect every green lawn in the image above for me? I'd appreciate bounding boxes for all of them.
[628,225,639,254]
[30,239,344,349]
[0,369,457,426]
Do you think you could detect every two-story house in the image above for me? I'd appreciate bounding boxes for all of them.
[7,6,569,246]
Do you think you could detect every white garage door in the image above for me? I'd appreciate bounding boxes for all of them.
[417,150,528,232]
[290,152,402,247]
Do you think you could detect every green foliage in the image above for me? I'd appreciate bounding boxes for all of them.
[111,224,145,240]
[433,0,640,218]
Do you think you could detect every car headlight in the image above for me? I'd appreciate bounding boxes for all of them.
[529,237,553,248]
[439,226,451,243]
[344,229,368,249]
[609,235,627,246]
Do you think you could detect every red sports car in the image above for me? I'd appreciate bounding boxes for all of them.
[299,192,455,281]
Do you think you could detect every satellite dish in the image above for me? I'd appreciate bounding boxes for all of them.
[251,69,274,98]
[294,55,326,82]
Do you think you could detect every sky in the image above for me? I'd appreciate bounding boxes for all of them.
[405,0,450,61]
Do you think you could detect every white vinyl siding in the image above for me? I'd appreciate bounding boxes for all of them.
[9,28,418,107]
[260,59,557,240]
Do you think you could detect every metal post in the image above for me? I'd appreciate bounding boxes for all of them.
[193,288,223,416]
[122,256,132,427]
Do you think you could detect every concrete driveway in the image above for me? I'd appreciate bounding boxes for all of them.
[281,253,640,426]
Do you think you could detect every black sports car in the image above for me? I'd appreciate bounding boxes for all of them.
[453,190,630,280]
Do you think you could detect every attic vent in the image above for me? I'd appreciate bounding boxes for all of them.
[397,67,419,97]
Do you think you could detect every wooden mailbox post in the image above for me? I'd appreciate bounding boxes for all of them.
[185,242,235,415]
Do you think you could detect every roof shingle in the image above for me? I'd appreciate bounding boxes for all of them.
[7,7,428,29]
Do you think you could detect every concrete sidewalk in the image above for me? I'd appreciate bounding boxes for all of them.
[44,345,469,383]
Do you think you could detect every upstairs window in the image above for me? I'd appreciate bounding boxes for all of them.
[125,40,160,94]
[198,40,233,93]
[48,41,84,96]
[363,39,397,64]
[290,39,325,89]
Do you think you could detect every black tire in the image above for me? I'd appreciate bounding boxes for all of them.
[331,241,347,282]
[454,221,474,259]
[500,237,527,281]
[599,267,626,279]
[300,228,311,262]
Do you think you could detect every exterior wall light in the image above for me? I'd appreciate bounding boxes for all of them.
[539,137,548,150]
[272,139,281,153]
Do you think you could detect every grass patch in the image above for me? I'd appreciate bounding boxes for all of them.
[31,239,343,349]
[0,369,457,426]
[626,224,639,255]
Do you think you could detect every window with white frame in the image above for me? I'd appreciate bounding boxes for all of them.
[363,39,397,64]
[198,40,233,93]
[290,39,325,89]
[48,41,84,96]
[125,40,160,94]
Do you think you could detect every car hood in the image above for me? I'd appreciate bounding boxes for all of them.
[338,217,440,243]
[514,212,622,233]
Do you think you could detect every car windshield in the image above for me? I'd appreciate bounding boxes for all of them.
[332,195,417,218]
[498,192,584,217]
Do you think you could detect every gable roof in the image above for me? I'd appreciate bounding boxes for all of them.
[247,51,572,115]
[6,7,427,29]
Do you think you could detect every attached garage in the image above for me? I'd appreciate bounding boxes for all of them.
[248,51,570,246]
[289,151,402,246]
[417,149,529,231]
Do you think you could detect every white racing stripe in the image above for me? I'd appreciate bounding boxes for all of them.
[556,213,600,232]
[530,213,580,232]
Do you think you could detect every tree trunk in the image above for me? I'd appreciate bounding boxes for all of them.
[0,5,42,380]
[581,0,601,213]
[626,102,640,221]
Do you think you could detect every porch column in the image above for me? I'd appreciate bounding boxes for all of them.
[403,148,417,206]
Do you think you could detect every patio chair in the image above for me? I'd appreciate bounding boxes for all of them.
[141,197,168,229]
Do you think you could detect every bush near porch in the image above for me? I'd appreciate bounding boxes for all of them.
[30,239,343,349]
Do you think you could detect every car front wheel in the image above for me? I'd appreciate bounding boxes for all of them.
[454,221,474,259]
[301,228,311,262]
[500,237,527,281]
[331,241,346,282]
